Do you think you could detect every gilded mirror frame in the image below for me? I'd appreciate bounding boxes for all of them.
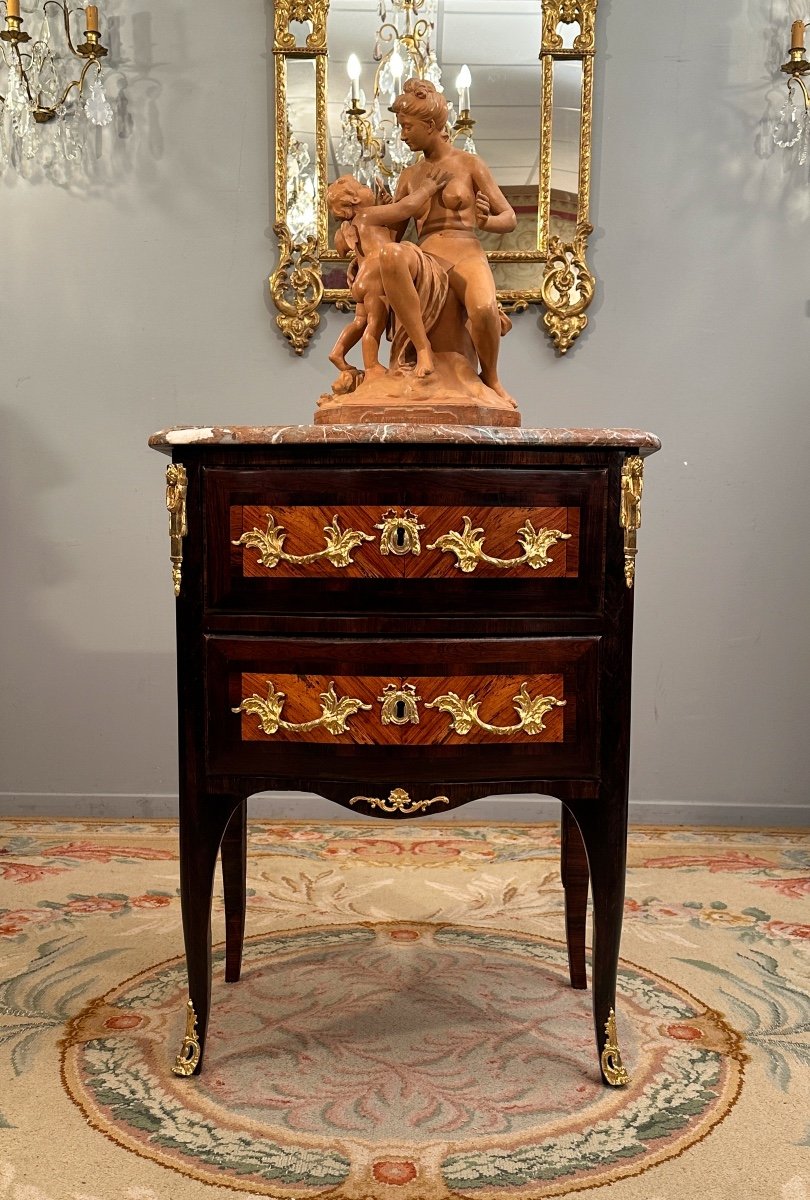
[270,0,598,357]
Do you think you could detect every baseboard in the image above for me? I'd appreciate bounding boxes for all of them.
[0,792,807,827]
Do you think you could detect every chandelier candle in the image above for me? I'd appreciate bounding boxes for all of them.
[6,0,19,19]
[347,53,362,104]
[456,64,471,115]
[85,5,99,33]
[391,45,404,94]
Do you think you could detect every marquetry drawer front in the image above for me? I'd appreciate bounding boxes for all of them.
[206,468,607,616]
[231,504,579,580]
[234,672,567,744]
[206,636,599,781]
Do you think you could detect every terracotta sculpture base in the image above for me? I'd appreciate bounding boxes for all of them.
[315,351,521,428]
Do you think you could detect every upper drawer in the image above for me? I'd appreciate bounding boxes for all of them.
[205,467,607,617]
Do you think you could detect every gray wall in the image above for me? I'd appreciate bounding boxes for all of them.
[2,0,809,826]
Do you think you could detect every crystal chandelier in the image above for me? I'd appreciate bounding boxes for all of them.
[286,120,318,244]
[0,0,112,178]
[336,0,475,194]
[773,18,810,167]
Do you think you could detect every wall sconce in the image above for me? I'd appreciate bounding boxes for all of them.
[774,18,810,164]
[0,0,112,176]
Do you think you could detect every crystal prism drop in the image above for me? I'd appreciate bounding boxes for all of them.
[38,123,58,170]
[0,118,10,174]
[425,52,443,90]
[379,58,394,100]
[799,113,810,166]
[21,127,37,159]
[13,102,32,141]
[773,99,803,149]
[61,112,85,162]
[84,75,113,127]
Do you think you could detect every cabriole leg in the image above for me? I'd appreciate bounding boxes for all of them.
[566,797,630,1087]
[173,792,242,1077]
[560,804,589,990]
[221,798,248,983]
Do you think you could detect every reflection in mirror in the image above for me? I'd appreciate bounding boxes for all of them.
[288,20,315,48]
[326,0,551,292]
[285,58,318,244]
[541,57,582,296]
[270,0,599,355]
[551,60,582,199]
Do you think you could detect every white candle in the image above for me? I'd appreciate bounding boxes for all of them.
[456,64,471,113]
[390,45,404,94]
[347,53,361,104]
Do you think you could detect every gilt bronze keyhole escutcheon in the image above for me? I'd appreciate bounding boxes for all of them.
[375,509,425,557]
[378,683,422,725]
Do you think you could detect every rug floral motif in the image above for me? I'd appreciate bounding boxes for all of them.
[1,820,809,1200]
[60,923,745,1197]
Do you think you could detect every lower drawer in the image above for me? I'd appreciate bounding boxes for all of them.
[205,636,600,782]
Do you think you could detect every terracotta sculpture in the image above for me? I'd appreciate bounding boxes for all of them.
[317,79,520,427]
[326,170,450,394]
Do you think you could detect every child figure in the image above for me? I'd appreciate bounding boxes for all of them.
[325,171,447,393]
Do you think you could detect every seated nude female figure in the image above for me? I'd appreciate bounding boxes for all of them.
[325,171,448,394]
[384,78,517,406]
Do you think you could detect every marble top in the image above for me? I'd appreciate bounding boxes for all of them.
[149,425,661,454]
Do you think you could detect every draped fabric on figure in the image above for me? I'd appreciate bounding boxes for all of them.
[389,248,449,370]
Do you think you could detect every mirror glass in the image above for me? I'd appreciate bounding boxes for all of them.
[323,0,582,292]
[545,55,582,292]
[285,57,319,244]
[271,0,598,355]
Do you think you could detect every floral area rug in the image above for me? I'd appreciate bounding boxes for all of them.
[0,819,808,1200]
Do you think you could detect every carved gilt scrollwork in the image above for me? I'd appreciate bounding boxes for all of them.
[269,225,325,356]
[541,223,596,355]
[426,683,566,737]
[349,788,450,815]
[273,0,329,53]
[539,0,598,353]
[541,0,597,53]
[427,516,571,573]
[233,681,371,737]
[272,2,328,353]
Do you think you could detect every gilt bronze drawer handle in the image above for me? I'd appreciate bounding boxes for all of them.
[232,681,371,737]
[427,516,571,573]
[349,788,450,815]
[426,683,566,736]
[375,509,425,556]
[233,512,374,569]
[165,463,188,598]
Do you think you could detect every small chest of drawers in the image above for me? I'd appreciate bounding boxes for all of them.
[150,424,659,1086]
